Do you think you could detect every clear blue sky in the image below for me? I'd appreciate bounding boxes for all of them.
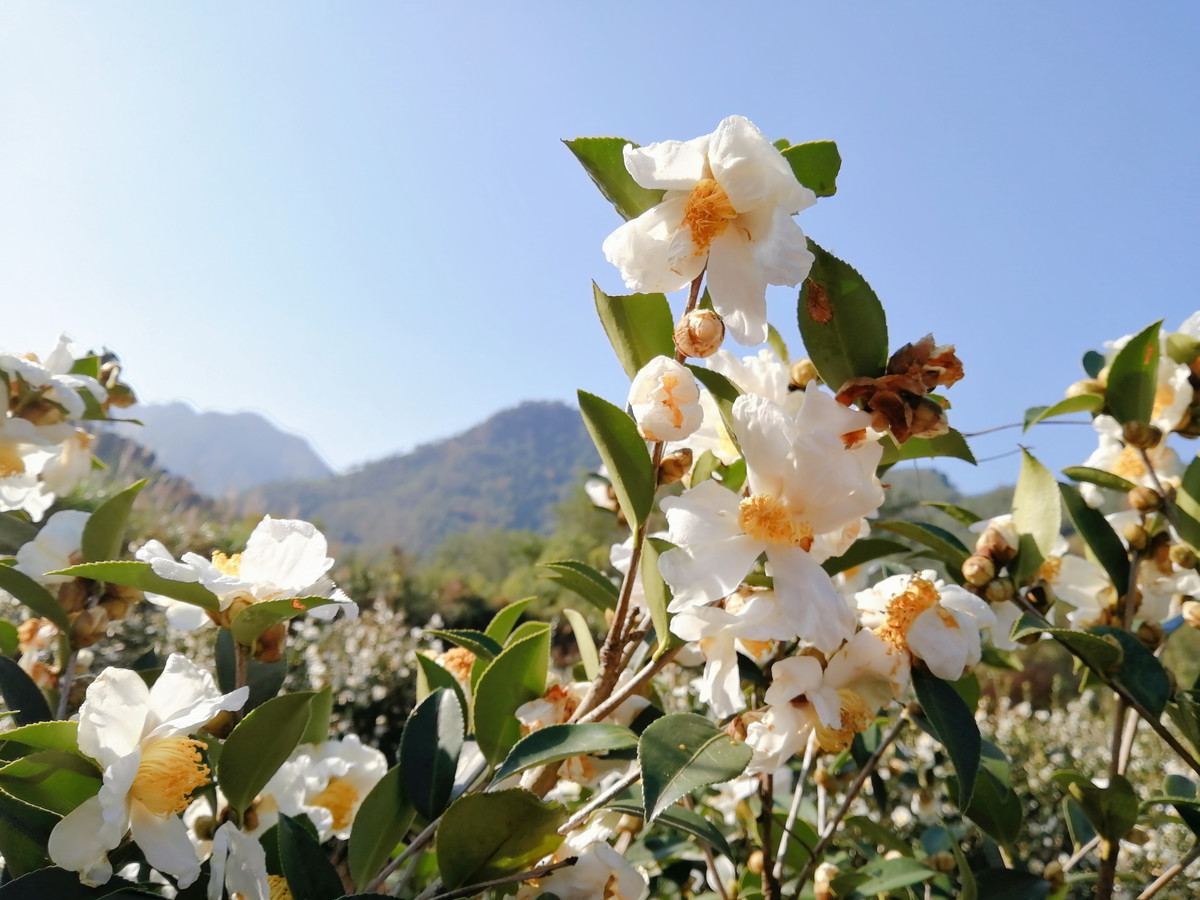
[2,3,1198,495]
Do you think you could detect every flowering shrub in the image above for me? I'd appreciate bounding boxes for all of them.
[1,115,1199,900]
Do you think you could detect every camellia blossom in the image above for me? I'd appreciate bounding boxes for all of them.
[1079,415,1182,508]
[602,115,816,346]
[49,654,248,887]
[627,356,703,442]
[136,515,357,630]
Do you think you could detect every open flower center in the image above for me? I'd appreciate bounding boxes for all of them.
[130,736,209,816]
[0,444,26,478]
[815,688,873,753]
[211,551,243,576]
[681,178,738,254]
[311,776,359,832]
[1038,557,1063,583]
[738,494,814,549]
[874,576,941,651]
[1112,446,1147,480]
[655,374,685,429]
[1153,384,1175,421]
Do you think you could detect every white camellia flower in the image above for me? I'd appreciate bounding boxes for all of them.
[1079,415,1182,508]
[49,654,248,887]
[659,389,883,652]
[0,334,107,421]
[208,822,268,900]
[14,508,89,584]
[518,838,648,900]
[0,417,56,521]
[603,115,816,346]
[136,515,358,630]
[627,356,703,442]
[856,571,995,681]
[1103,316,1196,435]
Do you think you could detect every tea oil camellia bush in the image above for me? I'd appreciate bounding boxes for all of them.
[2,115,1200,900]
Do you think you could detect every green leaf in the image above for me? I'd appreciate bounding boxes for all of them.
[1060,466,1137,494]
[1023,394,1103,431]
[1082,349,1106,379]
[1010,615,1124,672]
[687,366,744,457]
[539,560,618,611]
[642,537,676,657]
[562,608,598,680]
[797,240,888,392]
[565,137,665,221]
[1058,482,1130,590]
[400,688,463,821]
[0,513,37,555]
[913,668,980,806]
[0,749,101,815]
[780,140,841,197]
[0,618,23,655]
[962,743,1024,847]
[1064,796,1097,848]
[638,712,752,823]
[491,723,637,785]
[875,520,969,574]
[577,391,654,529]
[593,285,676,381]
[974,869,1051,900]
[1174,455,1200,552]
[0,720,80,753]
[849,856,934,895]
[80,480,145,564]
[923,501,983,528]
[1168,331,1200,365]
[473,624,550,764]
[0,565,71,632]
[414,654,469,724]
[1013,450,1061,559]
[882,429,977,467]
[54,560,219,611]
[436,788,567,889]
[609,786,733,858]
[215,628,286,714]
[1052,772,1139,841]
[348,765,416,891]
[230,596,336,646]
[1105,320,1162,426]
[820,538,909,576]
[951,839,978,900]
[0,656,51,725]
[300,685,334,746]
[218,691,315,817]
[765,324,789,363]
[1091,626,1171,716]
[278,814,345,900]
[425,629,503,662]
[485,597,534,644]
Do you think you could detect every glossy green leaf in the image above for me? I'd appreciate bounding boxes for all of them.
[0,656,51,725]
[230,596,336,646]
[80,480,145,564]
[642,537,676,657]
[1010,532,1045,587]
[414,653,469,725]
[1013,450,1061,559]
[473,624,550,764]
[1174,455,1200,551]
[962,743,1024,847]
[0,812,68,883]
[593,284,676,381]
[638,712,752,822]
[565,137,664,221]
[1105,320,1162,425]
[562,608,598,680]
[0,720,80,753]
[0,749,101,815]
[400,688,463,821]
[951,839,978,900]
[781,140,841,197]
[974,869,1051,900]
[0,565,70,632]
[1010,614,1123,672]
[881,429,977,467]
[0,513,37,555]
[1023,394,1103,431]
[300,685,334,746]
[850,856,934,895]
[0,618,15,658]
[215,627,286,714]
[1091,625,1171,716]
[218,691,315,817]
[491,723,637,785]
[1060,466,1137,494]
[577,390,654,529]
[1058,482,1129,591]
[876,520,969,574]
[1168,331,1200,365]
[1082,349,1106,379]
[687,366,743,457]
[820,538,909,576]
[424,629,503,662]
[766,323,789,363]
[913,668,980,806]
[609,787,733,858]
[1064,796,1097,848]
[539,560,618,611]
[54,560,219,611]
[923,501,983,528]
[485,597,534,644]
[436,788,566,889]
[348,765,415,891]
[1156,774,1200,837]
[1053,771,1139,841]
[797,240,888,392]
[278,814,345,900]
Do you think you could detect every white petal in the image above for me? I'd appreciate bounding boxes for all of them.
[147,653,241,736]
[78,669,151,767]
[603,196,702,294]
[706,228,768,346]
[240,516,332,591]
[129,802,202,887]
[209,822,268,900]
[49,794,118,886]
[767,547,856,653]
[907,608,975,681]
[623,134,710,190]
[708,116,814,214]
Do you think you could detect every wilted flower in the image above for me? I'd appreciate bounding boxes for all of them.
[603,115,816,346]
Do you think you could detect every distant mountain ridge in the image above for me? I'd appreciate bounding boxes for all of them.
[255,401,599,555]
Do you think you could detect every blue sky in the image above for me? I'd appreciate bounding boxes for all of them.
[2,3,1198,495]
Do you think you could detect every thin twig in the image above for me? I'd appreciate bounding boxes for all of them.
[759,772,779,900]
[558,767,640,834]
[578,645,682,725]
[425,856,579,900]
[775,733,817,879]
[1136,843,1200,899]
[55,646,78,720]
[1062,835,1102,873]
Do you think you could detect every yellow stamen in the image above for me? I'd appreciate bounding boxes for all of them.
[659,374,684,428]
[267,875,295,900]
[310,776,359,833]
[738,494,814,549]
[0,444,26,478]
[129,737,209,816]
[211,551,242,576]
[1111,446,1147,480]
[874,575,941,651]
[815,689,874,753]
[1038,557,1063,583]
[1153,384,1175,421]
[681,178,738,254]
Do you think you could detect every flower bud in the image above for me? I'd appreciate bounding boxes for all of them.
[790,358,820,389]
[962,554,995,587]
[1183,599,1200,629]
[627,356,703,442]
[1065,379,1104,399]
[814,862,839,900]
[673,309,725,358]
[57,579,90,615]
[1170,544,1198,570]
[984,578,1015,604]
[69,607,109,648]
[746,849,764,876]
[814,766,835,790]
[1122,420,1162,449]
[658,448,693,486]
[975,521,1020,565]
[927,851,956,873]
[254,621,288,663]
[1043,861,1064,889]
[1128,487,1160,514]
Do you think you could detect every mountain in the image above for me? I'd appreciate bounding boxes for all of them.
[110,402,334,496]
[253,401,599,555]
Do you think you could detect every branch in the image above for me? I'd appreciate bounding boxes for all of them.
[558,767,640,835]
[425,856,579,900]
[1136,843,1200,899]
